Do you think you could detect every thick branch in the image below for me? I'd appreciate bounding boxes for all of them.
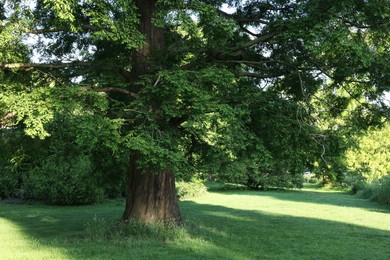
[216,60,273,66]
[334,16,374,29]
[238,24,262,37]
[230,30,282,57]
[0,61,91,70]
[237,31,279,50]
[216,59,308,71]
[237,72,282,79]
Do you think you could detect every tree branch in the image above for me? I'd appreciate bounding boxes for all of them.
[238,24,262,37]
[216,59,273,66]
[29,24,97,34]
[0,24,97,34]
[230,30,282,57]
[334,16,373,29]
[0,61,91,70]
[237,72,282,79]
[237,31,279,50]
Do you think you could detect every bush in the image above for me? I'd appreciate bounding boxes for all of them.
[376,175,390,204]
[303,173,320,184]
[343,173,367,194]
[24,154,104,205]
[355,181,380,199]
[0,129,29,199]
[346,173,390,205]
[245,171,303,190]
[176,181,207,199]
[0,169,19,199]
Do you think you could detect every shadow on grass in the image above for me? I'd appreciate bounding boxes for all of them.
[1,197,390,259]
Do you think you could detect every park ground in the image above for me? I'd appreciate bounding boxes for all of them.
[1,184,389,259]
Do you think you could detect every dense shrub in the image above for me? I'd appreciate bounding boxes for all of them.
[24,154,104,205]
[376,175,390,204]
[0,170,19,199]
[303,173,320,184]
[245,170,304,190]
[342,173,366,193]
[0,129,38,199]
[0,149,16,199]
[92,149,128,199]
[347,173,390,205]
[355,181,380,199]
[176,181,207,199]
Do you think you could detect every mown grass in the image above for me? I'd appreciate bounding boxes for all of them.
[1,185,389,259]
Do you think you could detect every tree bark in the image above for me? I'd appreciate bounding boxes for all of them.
[130,0,164,81]
[122,153,182,224]
[122,0,182,224]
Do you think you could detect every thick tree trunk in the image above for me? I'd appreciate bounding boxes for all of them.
[131,0,164,79]
[122,154,182,223]
[122,0,182,224]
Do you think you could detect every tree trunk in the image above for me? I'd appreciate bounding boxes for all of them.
[122,153,182,224]
[131,0,164,80]
[122,0,182,224]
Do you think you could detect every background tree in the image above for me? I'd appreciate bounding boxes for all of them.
[1,0,389,224]
[346,123,390,182]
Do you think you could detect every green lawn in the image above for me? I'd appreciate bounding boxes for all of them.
[1,186,389,259]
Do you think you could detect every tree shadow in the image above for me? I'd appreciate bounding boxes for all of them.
[0,196,389,259]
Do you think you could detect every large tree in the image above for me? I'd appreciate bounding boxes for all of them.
[1,0,389,224]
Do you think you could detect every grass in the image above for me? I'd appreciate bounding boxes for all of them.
[1,185,390,259]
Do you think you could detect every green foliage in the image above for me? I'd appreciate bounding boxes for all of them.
[0,128,42,199]
[355,181,380,200]
[1,87,56,139]
[24,154,104,205]
[0,170,19,199]
[303,173,320,184]
[376,175,390,204]
[346,123,390,182]
[1,0,389,206]
[175,180,207,199]
[215,90,315,189]
[0,133,19,199]
[348,174,390,205]
[42,0,78,24]
[0,109,126,203]
[22,112,126,204]
[82,0,144,49]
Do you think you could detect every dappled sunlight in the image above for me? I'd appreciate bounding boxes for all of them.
[0,218,68,259]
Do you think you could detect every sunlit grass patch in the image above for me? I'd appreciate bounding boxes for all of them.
[0,218,68,259]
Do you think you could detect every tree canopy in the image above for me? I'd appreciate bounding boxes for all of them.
[1,0,389,223]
